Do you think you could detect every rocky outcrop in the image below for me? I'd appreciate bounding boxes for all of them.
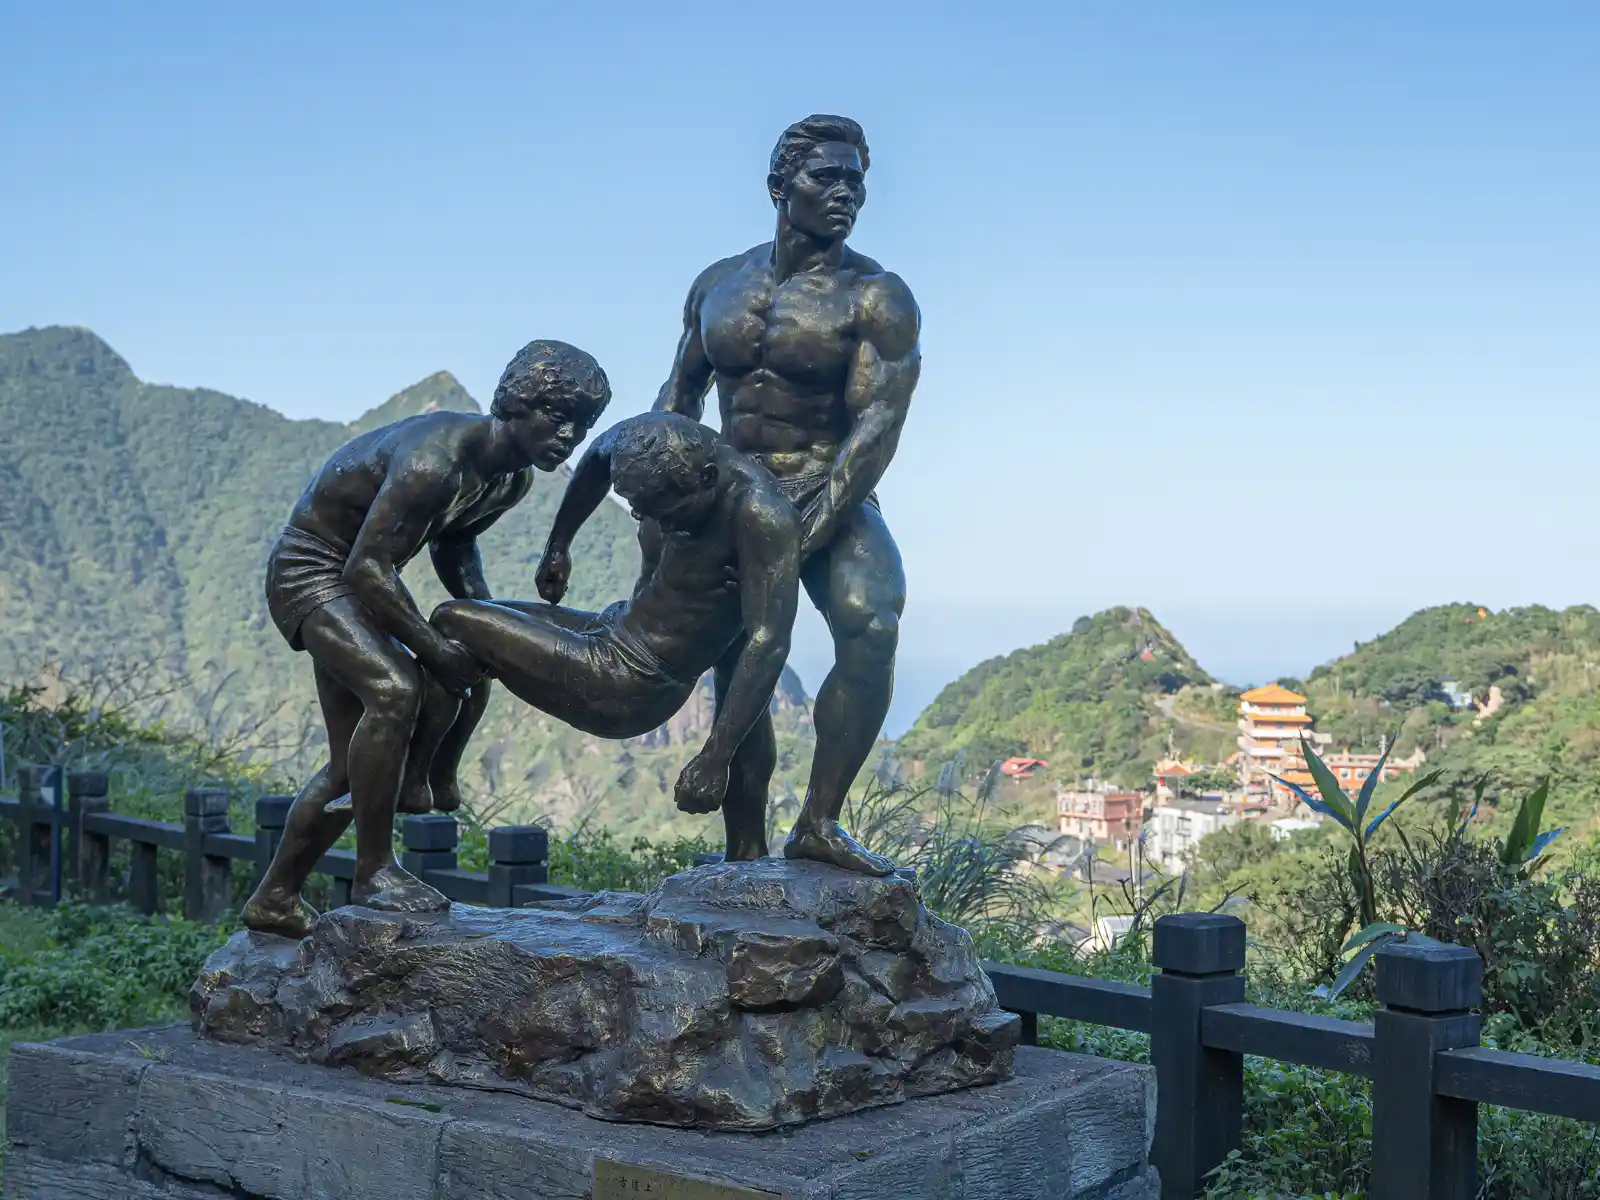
[191,858,1018,1130]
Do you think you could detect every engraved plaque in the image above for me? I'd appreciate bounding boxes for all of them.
[593,1157,779,1199]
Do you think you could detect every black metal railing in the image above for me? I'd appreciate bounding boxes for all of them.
[4,765,1599,1199]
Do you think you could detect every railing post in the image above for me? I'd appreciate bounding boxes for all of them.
[488,825,548,907]
[15,765,45,905]
[254,794,293,891]
[184,787,233,923]
[1370,940,1482,1200]
[1150,912,1246,1199]
[401,813,458,882]
[129,839,159,915]
[68,771,110,901]
[43,764,66,904]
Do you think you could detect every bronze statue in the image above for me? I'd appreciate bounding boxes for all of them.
[366,411,801,860]
[240,340,611,938]
[653,115,920,876]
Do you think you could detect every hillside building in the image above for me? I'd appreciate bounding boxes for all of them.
[1153,762,1192,801]
[1057,786,1143,852]
[1149,797,1239,874]
[1321,749,1421,794]
[1236,684,1331,804]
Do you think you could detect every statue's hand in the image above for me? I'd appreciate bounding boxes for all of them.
[427,637,484,700]
[799,497,834,563]
[536,546,571,604]
[674,752,730,814]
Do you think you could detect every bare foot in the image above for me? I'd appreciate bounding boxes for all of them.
[324,791,352,815]
[352,863,450,914]
[783,820,895,876]
[397,780,434,815]
[240,888,320,939]
[428,777,463,814]
[724,840,769,863]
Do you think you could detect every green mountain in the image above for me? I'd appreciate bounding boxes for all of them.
[895,606,1237,786]
[0,326,815,841]
[1297,603,1600,829]
[345,370,480,435]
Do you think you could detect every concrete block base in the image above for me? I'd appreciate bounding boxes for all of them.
[4,1026,1156,1199]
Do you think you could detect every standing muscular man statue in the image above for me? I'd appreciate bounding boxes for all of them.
[241,340,610,937]
[654,115,921,876]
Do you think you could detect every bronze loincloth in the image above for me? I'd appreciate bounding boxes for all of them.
[264,525,356,651]
[770,468,880,551]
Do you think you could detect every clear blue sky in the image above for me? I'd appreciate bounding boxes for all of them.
[3,3,1597,733]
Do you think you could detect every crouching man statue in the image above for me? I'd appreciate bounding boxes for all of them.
[240,340,611,939]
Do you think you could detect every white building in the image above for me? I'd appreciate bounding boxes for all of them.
[1149,798,1240,874]
[1077,914,1136,955]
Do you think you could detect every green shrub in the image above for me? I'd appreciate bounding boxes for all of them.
[0,901,230,1033]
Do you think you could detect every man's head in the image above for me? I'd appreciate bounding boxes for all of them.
[608,413,722,530]
[491,340,612,470]
[767,114,869,243]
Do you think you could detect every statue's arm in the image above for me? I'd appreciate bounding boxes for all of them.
[652,270,717,420]
[429,470,532,601]
[699,497,801,767]
[343,464,461,666]
[543,431,616,557]
[802,272,922,560]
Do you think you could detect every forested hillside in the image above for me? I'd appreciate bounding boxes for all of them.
[0,326,815,841]
[895,607,1237,787]
[1297,603,1600,828]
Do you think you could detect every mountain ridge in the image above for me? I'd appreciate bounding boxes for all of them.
[0,325,814,843]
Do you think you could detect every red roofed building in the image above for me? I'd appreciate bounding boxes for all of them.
[1154,762,1192,801]
[1000,757,1049,779]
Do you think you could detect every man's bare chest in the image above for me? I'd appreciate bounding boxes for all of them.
[434,471,518,539]
[654,525,738,592]
[700,271,859,385]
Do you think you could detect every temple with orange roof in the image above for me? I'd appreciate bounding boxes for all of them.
[1236,683,1330,800]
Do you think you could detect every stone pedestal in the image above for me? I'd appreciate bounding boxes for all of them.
[191,859,1019,1129]
[3,1027,1157,1199]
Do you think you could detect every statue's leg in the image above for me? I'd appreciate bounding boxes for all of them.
[432,599,609,717]
[419,679,486,814]
[396,674,461,814]
[419,601,600,812]
[368,602,594,817]
[784,504,905,876]
[301,598,446,914]
[241,660,360,937]
[713,641,774,862]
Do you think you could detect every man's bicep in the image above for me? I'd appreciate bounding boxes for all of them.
[861,272,921,361]
[848,273,922,418]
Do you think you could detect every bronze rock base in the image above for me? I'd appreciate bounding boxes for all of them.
[190,858,1019,1130]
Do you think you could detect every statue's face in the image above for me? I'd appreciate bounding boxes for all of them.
[779,143,865,241]
[621,465,719,531]
[509,393,605,472]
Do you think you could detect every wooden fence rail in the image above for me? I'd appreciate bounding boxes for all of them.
[4,765,1600,1200]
